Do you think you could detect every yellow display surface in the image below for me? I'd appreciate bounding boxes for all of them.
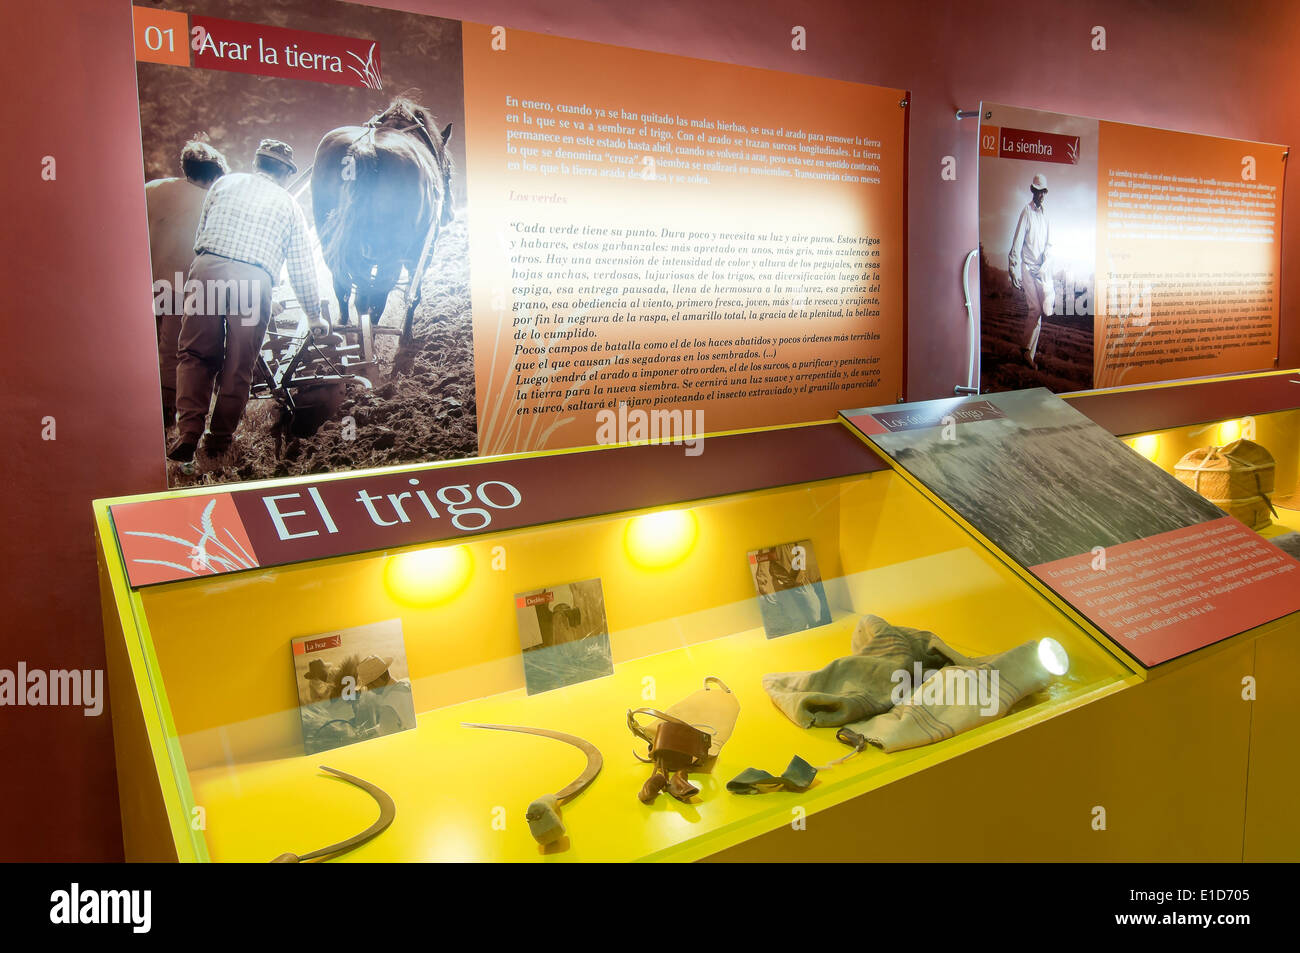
[186,608,1128,863]
[99,456,1138,862]
[1244,624,1300,862]
[708,633,1260,862]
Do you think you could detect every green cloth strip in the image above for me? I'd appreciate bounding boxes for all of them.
[726,756,817,794]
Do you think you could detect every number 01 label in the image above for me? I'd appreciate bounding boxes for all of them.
[132,6,191,67]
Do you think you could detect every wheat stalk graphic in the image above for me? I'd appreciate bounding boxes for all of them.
[123,499,257,577]
[347,43,382,91]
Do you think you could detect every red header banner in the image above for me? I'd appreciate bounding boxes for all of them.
[995,126,1080,165]
[192,15,382,88]
[108,424,886,588]
[132,7,382,88]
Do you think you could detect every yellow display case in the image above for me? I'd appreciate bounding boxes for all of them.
[94,411,1295,862]
[1065,368,1300,863]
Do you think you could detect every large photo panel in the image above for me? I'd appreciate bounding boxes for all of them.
[135,0,471,487]
[132,1,907,487]
[977,102,1285,394]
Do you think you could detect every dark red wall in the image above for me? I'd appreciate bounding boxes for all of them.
[1,0,1297,860]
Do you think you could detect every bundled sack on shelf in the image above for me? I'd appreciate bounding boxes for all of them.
[1174,438,1277,531]
[762,614,1059,753]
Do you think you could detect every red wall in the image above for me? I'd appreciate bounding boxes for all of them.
[1,0,1297,860]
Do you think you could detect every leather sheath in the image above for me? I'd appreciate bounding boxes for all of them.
[630,709,713,804]
[664,676,739,757]
[650,719,711,766]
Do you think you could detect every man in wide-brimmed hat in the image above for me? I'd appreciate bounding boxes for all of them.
[353,654,414,735]
[170,138,325,463]
[1008,172,1054,369]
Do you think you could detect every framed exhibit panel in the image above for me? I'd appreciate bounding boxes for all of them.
[976,102,1286,395]
[841,387,1300,670]
[131,0,908,488]
[95,406,1300,862]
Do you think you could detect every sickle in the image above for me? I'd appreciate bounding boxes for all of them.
[271,766,396,863]
[462,723,603,845]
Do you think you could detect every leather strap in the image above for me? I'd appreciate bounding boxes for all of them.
[628,708,712,804]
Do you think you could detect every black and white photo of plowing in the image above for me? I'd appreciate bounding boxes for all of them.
[136,0,475,487]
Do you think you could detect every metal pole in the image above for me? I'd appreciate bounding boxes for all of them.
[955,249,981,395]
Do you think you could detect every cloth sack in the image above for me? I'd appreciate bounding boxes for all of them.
[846,639,1051,752]
[763,615,1053,754]
[762,615,979,728]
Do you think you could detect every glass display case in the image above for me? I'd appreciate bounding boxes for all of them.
[1064,368,1300,862]
[95,400,1299,862]
[1067,368,1300,541]
[95,421,1150,862]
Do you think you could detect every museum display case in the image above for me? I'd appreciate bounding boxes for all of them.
[95,420,1164,863]
[1066,369,1300,540]
[1065,368,1300,862]
[98,378,1300,863]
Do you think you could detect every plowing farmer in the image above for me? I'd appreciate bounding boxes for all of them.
[1007,172,1053,370]
[145,140,228,430]
[168,139,323,464]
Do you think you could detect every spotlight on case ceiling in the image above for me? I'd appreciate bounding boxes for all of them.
[1128,434,1160,461]
[384,545,473,605]
[1216,418,1244,445]
[625,509,698,569]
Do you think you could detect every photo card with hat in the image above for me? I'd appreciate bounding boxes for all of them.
[291,619,417,755]
[515,578,612,695]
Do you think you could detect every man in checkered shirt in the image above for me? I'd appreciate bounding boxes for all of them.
[169,138,325,463]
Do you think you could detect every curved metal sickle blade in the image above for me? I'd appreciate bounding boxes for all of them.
[271,765,396,863]
[461,723,603,802]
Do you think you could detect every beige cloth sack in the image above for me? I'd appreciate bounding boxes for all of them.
[848,640,1052,752]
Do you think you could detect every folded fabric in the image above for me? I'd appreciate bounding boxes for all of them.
[727,756,818,795]
[846,639,1051,752]
[762,615,979,728]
